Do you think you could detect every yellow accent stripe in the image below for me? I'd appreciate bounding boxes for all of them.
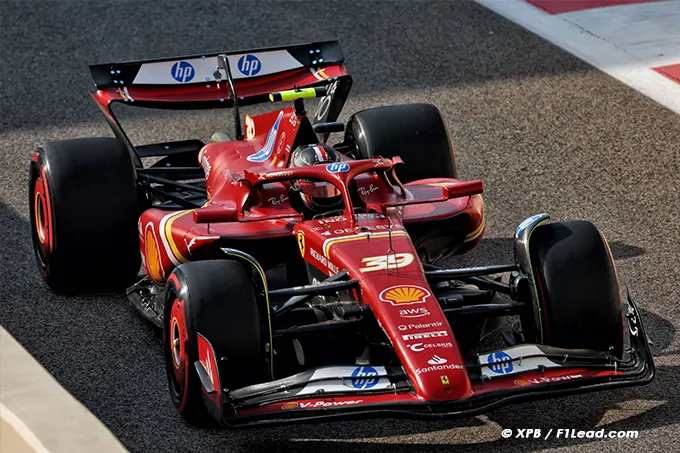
[117,88,130,100]
[165,210,194,263]
[34,192,45,243]
[323,231,409,257]
[465,216,485,240]
[317,68,330,79]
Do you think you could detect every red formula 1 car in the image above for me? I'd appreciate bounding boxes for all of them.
[29,41,653,427]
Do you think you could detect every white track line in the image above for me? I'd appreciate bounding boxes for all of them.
[475,0,680,115]
[1,403,51,453]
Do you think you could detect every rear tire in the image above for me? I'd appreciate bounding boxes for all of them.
[529,221,624,358]
[164,260,271,427]
[28,138,140,294]
[346,103,458,183]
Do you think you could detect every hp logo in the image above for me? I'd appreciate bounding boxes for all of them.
[487,351,513,374]
[326,162,350,173]
[351,366,379,389]
[171,61,195,83]
[237,54,261,77]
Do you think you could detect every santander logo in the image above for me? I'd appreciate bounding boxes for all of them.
[416,355,465,375]
[427,355,447,365]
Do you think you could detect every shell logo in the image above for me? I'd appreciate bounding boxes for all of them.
[379,285,431,306]
[145,225,164,282]
[514,379,530,386]
[281,402,299,410]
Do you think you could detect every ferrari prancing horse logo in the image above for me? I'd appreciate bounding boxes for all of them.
[297,231,305,257]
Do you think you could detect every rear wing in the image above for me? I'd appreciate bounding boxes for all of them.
[89,41,350,107]
[89,41,352,165]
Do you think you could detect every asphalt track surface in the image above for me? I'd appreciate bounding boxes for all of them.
[1,1,679,452]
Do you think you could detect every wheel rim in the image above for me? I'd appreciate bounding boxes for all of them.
[32,174,51,264]
[168,298,187,391]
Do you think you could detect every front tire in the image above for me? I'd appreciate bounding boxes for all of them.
[164,260,271,427]
[529,221,624,358]
[28,138,140,294]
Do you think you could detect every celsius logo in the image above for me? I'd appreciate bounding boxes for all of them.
[238,54,261,76]
[408,342,453,352]
[171,61,195,83]
[351,366,379,389]
[487,351,513,374]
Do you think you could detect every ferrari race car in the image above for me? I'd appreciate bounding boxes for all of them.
[29,41,654,427]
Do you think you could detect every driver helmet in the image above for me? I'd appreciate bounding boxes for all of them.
[290,144,344,212]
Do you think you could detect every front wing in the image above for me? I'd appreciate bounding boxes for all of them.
[210,296,653,427]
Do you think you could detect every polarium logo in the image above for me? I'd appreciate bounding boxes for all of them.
[171,61,195,83]
[237,54,261,76]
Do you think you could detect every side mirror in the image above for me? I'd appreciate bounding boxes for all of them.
[193,204,239,223]
[445,180,484,199]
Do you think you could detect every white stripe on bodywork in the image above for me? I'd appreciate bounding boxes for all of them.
[309,68,326,81]
[159,212,182,267]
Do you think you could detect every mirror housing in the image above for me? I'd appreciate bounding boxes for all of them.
[193,205,239,223]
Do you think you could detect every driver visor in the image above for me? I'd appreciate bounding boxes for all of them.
[296,180,341,198]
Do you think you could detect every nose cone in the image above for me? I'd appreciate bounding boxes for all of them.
[312,221,472,401]
[362,277,472,401]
